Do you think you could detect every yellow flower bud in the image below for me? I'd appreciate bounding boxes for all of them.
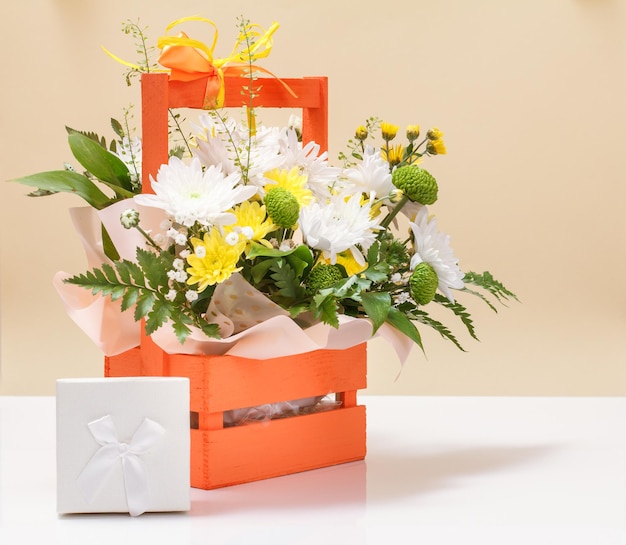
[426,138,447,155]
[406,125,420,142]
[427,127,444,140]
[381,122,399,142]
[355,125,368,141]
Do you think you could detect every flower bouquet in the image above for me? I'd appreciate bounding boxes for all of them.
[10,17,516,487]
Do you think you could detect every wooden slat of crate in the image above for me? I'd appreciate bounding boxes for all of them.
[169,343,366,413]
[191,405,366,489]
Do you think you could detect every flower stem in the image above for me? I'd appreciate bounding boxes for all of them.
[380,194,410,229]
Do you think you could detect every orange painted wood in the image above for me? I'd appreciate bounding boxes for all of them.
[190,406,366,489]
[168,343,366,413]
[104,347,141,376]
[140,72,329,194]
[103,71,367,489]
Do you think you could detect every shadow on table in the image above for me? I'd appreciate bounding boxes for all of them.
[190,459,366,517]
[366,443,559,503]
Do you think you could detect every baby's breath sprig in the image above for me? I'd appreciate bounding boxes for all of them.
[121,19,158,86]
[237,15,263,184]
[339,116,380,168]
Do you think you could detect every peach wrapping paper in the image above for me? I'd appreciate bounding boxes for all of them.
[54,200,415,363]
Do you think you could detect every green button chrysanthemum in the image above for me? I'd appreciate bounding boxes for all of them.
[264,187,300,229]
[391,165,438,205]
[409,262,439,305]
[306,263,344,294]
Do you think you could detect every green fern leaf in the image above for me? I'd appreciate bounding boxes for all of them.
[121,286,141,311]
[270,260,306,300]
[461,287,498,312]
[313,291,340,328]
[134,291,156,322]
[463,271,518,305]
[144,298,171,336]
[136,247,169,289]
[433,294,478,340]
[101,263,118,284]
[412,307,467,350]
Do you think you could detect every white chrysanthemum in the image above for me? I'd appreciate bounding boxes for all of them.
[343,146,393,198]
[193,113,282,188]
[299,192,383,265]
[278,129,341,200]
[134,156,257,228]
[409,207,464,302]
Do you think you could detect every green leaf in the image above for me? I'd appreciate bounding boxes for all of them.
[134,291,156,322]
[9,170,111,209]
[270,260,306,300]
[145,299,171,335]
[121,287,141,311]
[114,259,145,286]
[111,118,125,138]
[463,271,519,305]
[170,313,193,344]
[361,291,391,334]
[412,308,467,351]
[136,247,169,289]
[312,291,340,328]
[433,294,478,340]
[101,225,120,261]
[68,132,134,194]
[285,245,314,277]
[250,257,278,284]
[109,285,127,302]
[363,262,391,282]
[101,263,118,284]
[386,307,425,353]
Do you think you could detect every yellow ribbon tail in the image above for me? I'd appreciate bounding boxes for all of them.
[101,46,168,73]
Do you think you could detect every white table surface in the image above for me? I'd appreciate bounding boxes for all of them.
[1,395,625,544]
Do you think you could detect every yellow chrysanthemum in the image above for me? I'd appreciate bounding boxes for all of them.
[334,251,368,276]
[263,166,313,207]
[186,230,245,292]
[224,200,276,247]
[381,122,399,142]
[382,144,405,168]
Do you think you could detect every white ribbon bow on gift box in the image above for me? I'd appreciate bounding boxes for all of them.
[77,414,165,516]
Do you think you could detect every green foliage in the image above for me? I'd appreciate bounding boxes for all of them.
[361,291,391,334]
[67,132,134,196]
[9,170,111,209]
[462,271,519,306]
[64,248,220,345]
[411,308,466,351]
[433,294,478,341]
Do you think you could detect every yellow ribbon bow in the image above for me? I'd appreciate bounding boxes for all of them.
[156,17,288,109]
[103,17,294,109]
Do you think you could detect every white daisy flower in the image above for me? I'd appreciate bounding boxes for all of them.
[409,207,464,302]
[343,146,394,199]
[299,192,383,265]
[134,156,257,228]
[278,129,341,200]
[193,113,282,188]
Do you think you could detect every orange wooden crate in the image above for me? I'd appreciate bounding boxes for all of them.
[106,339,367,489]
[104,72,367,489]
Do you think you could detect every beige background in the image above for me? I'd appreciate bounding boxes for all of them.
[1,0,624,396]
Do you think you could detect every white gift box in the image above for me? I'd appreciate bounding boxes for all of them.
[56,377,190,516]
